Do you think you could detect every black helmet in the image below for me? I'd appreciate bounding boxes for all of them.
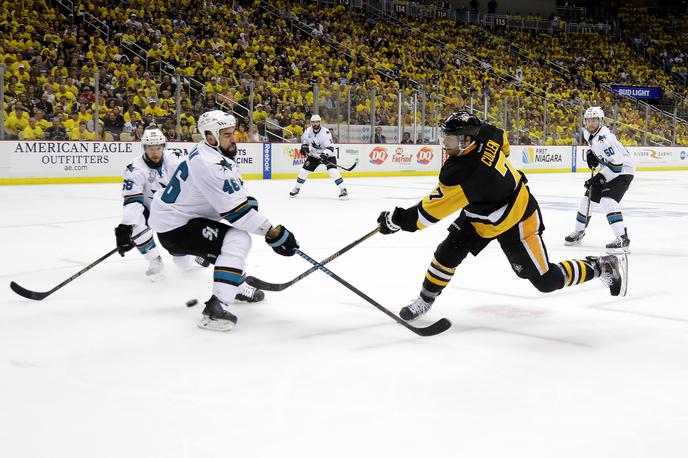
[441,111,482,139]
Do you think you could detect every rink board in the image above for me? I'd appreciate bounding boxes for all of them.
[0,140,686,185]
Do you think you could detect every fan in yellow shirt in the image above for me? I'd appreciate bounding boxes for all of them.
[21,118,45,139]
[69,122,96,141]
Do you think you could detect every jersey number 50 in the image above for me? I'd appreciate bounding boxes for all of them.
[161,162,189,204]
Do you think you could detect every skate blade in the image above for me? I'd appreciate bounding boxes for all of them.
[617,254,628,297]
[605,247,630,255]
[197,316,235,332]
[234,295,265,304]
[339,195,349,200]
[564,240,582,246]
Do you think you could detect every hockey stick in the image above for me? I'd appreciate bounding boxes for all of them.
[294,249,452,337]
[9,228,151,300]
[324,157,358,172]
[583,166,596,228]
[245,227,380,291]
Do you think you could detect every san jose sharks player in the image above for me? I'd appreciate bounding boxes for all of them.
[149,110,300,331]
[564,107,635,253]
[116,127,184,279]
[289,114,348,199]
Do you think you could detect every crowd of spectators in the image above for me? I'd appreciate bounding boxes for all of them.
[1,0,686,146]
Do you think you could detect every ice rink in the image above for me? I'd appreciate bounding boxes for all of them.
[1,171,687,458]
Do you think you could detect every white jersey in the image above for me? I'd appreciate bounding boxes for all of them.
[149,141,273,236]
[301,126,335,157]
[583,125,635,181]
[121,150,183,227]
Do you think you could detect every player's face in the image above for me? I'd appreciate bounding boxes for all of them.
[312,121,321,132]
[217,126,237,157]
[585,117,600,132]
[144,144,164,164]
[440,131,461,156]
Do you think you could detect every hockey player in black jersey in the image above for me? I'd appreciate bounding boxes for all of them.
[377,111,629,321]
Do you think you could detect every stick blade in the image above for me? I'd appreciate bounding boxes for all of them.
[413,317,452,337]
[9,281,50,300]
[243,275,286,292]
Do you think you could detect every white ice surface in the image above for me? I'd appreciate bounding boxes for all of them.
[1,172,687,458]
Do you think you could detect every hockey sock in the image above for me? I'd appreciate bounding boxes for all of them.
[213,231,251,303]
[420,257,456,302]
[600,197,626,238]
[327,168,345,190]
[212,265,243,303]
[606,212,626,237]
[574,195,592,231]
[136,236,159,260]
[558,259,597,287]
[295,169,309,189]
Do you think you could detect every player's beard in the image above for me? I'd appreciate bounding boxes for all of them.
[219,142,237,158]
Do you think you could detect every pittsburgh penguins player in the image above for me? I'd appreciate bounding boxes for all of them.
[564,106,635,253]
[289,114,348,199]
[377,111,629,321]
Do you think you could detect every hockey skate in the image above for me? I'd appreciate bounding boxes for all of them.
[145,256,165,281]
[338,189,349,200]
[289,187,300,197]
[587,254,628,297]
[235,282,265,303]
[564,230,585,246]
[606,230,630,254]
[400,295,434,321]
[198,295,238,331]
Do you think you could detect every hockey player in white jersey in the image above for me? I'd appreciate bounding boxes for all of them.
[149,110,300,331]
[115,127,183,279]
[564,107,635,253]
[289,114,348,199]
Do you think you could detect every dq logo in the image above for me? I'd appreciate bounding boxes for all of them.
[369,146,388,165]
[416,147,434,165]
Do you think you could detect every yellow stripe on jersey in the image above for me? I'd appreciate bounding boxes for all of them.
[425,271,450,286]
[576,260,587,283]
[522,210,548,274]
[561,261,574,286]
[502,131,511,157]
[470,184,530,238]
[416,181,469,230]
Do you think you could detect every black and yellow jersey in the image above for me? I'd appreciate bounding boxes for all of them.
[396,124,531,239]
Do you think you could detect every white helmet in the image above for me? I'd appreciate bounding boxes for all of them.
[584,106,605,121]
[141,128,166,147]
[197,110,236,145]
[584,106,604,134]
[310,114,321,122]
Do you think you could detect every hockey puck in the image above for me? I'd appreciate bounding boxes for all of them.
[186,299,198,307]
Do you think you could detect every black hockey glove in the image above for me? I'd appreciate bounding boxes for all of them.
[585,150,599,169]
[266,225,299,257]
[377,209,402,235]
[584,173,606,191]
[114,224,135,256]
[300,144,310,156]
